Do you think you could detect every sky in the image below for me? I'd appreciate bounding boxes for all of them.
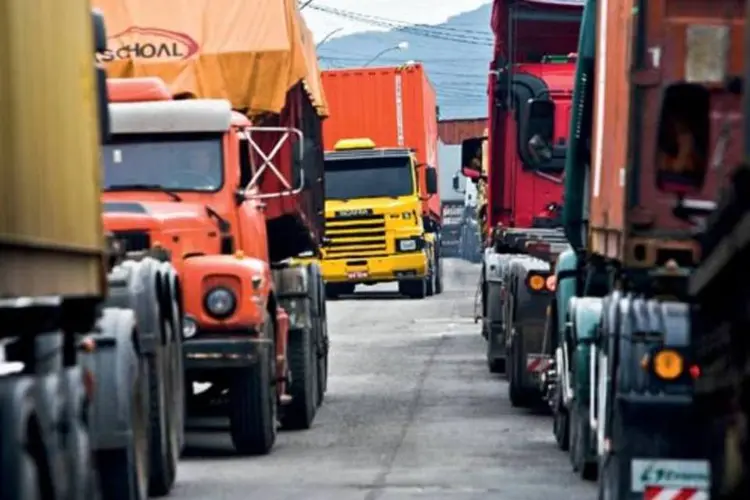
[300,0,491,43]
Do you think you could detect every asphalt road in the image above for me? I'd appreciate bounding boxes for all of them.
[174,258,597,500]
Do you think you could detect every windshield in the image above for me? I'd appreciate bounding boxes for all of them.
[103,133,224,192]
[324,156,414,200]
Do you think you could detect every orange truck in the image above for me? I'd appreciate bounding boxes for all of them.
[93,0,330,456]
[319,65,442,299]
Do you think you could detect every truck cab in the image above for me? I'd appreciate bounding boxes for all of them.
[322,137,439,299]
[101,77,313,454]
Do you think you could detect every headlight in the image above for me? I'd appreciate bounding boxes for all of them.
[203,287,237,319]
[396,237,423,252]
[183,316,198,338]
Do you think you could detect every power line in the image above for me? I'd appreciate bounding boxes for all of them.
[307,4,494,46]
[309,3,494,37]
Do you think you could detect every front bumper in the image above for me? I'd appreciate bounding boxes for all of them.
[183,335,271,371]
[322,251,428,284]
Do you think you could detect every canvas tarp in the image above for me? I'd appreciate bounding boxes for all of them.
[93,0,327,116]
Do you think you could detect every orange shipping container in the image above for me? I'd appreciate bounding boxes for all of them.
[588,0,744,263]
[321,65,441,221]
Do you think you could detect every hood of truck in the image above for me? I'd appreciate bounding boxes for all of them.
[102,200,219,257]
[325,197,421,220]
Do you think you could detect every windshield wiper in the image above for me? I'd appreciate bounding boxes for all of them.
[105,184,182,201]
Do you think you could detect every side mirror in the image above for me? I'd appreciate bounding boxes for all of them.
[460,137,485,180]
[425,167,438,195]
[655,82,711,194]
[519,98,556,167]
[451,172,464,192]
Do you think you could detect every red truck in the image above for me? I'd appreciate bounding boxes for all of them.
[460,0,581,400]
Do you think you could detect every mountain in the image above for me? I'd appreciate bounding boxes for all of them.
[313,3,493,120]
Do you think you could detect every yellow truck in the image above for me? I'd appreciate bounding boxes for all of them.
[319,65,443,300]
[321,138,440,299]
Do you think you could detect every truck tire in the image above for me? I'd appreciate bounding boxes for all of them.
[146,346,177,496]
[486,326,505,374]
[229,314,277,455]
[434,254,444,294]
[508,336,531,408]
[316,292,329,406]
[552,383,569,451]
[71,418,99,499]
[281,327,317,429]
[399,278,426,299]
[426,252,436,297]
[570,404,597,480]
[97,363,150,500]
[160,265,186,453]
[16,453,41,500]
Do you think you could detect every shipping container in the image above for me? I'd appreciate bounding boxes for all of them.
[438,118,488,145]
[321,64,441,220]
[588,0,744,263]
[0,2,106,298]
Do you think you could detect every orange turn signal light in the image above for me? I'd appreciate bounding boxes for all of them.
[653,349,683,380]
[528,275,545,291]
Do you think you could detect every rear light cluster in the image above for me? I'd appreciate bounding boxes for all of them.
[526,272,556,292]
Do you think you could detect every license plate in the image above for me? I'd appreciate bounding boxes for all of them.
[347,271,368,279]
[631,459,710,493]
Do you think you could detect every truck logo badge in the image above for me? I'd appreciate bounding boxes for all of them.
[98,26,200,62]
[335,209,373,217]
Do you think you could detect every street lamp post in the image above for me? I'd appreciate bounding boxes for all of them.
[363,41,409,67]
[316,27,343,48]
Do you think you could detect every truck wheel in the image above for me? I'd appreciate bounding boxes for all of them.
[434,255,443,294]
[571,404,597,480]
[281,327,318,430]
[508,339,530,408]
[487,357,505,374]
[399,279,426,299]
[486,327,505,374]
[146,345,177,496]
[229,315,277,455]
[426,253,436,297]
[597,452,618,500]
[11,453,41,500]
[98,365,150,500]
[166,318,185,456]
[316,298,329,406]
[552,385,569,451]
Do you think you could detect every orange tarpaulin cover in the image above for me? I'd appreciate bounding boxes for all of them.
[93,0,327,116]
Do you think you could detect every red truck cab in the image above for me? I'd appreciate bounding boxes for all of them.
[459,0,582,383]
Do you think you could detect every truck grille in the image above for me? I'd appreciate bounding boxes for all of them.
[112,230,150,253]
[324,214,387,258]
